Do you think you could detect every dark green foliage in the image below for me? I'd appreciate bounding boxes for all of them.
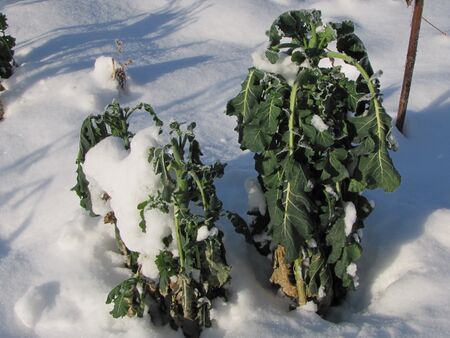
[0,13,16,81]
[226,10,400,313]
[139,120,230,336]
[106,277,145,318]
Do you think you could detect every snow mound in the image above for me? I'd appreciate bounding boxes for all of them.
[92,56,119,90]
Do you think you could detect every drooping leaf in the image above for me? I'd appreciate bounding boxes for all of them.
[271,179,313,263]
[202,236,231,289]
[359,147,401,192]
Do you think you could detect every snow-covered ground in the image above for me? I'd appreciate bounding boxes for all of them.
[1,0,450,337]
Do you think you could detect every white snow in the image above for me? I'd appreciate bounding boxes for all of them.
[83,127,174,279]
[196,226,219,242]
[2,0,450,337]
[318,286,326,300]
[300,301,318,313]
[92,56,119,90]
[318,56,360,81]
[346,263,358,278]
[344,202,357,237]
[311,115,329,132]
[14,282,61,328]
[252,48,300,86]
[196,225,210,242]
[324,185,338,199]
[245,178,267,216]
[307,239,317,248]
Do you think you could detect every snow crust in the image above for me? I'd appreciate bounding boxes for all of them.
[2,0,450,337]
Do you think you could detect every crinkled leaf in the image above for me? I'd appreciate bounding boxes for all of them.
[202,237,231,289]
[359,147,401,192]
[106,278,138,318]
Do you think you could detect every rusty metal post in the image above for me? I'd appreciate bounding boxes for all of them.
[396,0,424,133]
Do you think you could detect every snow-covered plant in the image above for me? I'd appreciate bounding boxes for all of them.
[73,101,230,337]
[226,10,400,313]
[72,100,162,214]
[0,13,16,84]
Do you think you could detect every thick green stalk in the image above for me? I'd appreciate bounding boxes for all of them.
[190,171,209,223]
[171,141,188,269]
[288,81,300,155]
[171,140,195,319]
[173,203,185,269]
[325,51,385,147]
[288,81,307,306]
[121,120,130,149]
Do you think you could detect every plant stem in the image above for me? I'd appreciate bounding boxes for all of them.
[171,141,188,270]
[173,203,185,269]
[190,171,209,224]
[288,81,300,156]
[325,51,386,147]
[294,258,307,305]
[288,80,308,306]
[309,23,317,48]
[121,120,130,149]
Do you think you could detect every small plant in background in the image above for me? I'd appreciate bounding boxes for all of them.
[112,39,133,89]
[0,12,17,119]
[73,100,230,337]
[0,13,16,84]
[226,10,400,314]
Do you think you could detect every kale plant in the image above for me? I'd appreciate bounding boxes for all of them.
[226,10,400,313]
[72,100,161,214]
[0,12,17,118]
[73,101,230,337]
[0,13,16,83]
